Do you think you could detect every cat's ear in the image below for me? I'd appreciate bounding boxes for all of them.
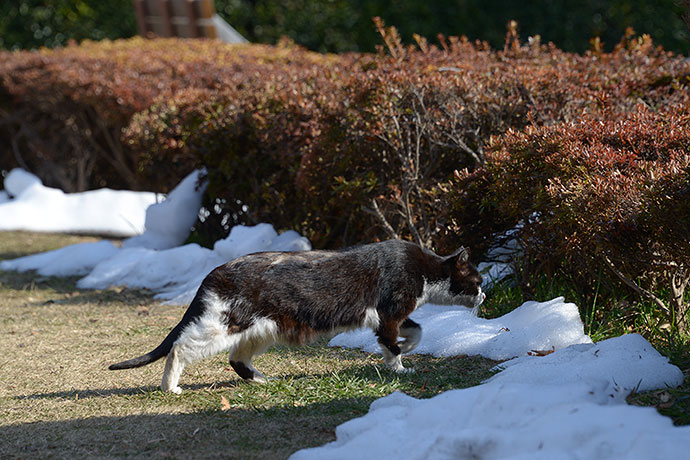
[442,246,469,265]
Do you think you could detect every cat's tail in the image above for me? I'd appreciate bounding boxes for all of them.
[108,290,205,370]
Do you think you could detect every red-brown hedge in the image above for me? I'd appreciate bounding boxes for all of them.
[2,32,689,258]
[0,38,342,192]
[2,30,689,327]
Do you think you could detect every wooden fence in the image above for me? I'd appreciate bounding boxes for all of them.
[133,0,218,39]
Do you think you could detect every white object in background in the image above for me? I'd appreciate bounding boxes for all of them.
[0,168,158,237]
[123,169,208,250]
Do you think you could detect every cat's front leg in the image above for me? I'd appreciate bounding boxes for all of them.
[398,318,422,353]
[376,320,414,373]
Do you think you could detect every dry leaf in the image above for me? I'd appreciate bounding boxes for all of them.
[528,346,555,356]
[220,395,231,411]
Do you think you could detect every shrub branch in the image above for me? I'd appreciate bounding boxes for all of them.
[601,254,671,317]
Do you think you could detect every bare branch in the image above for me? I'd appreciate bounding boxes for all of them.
[10,125,31,171]
[363,198,400,240]
[601,254,671,316]
[401,190,424,248]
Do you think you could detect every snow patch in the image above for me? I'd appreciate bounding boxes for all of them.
[212,223,310,260]
[122,169,207,250]
[487,332,684,394]
[0,168,159,236]
[0,241,118,277]
[330,297,592,360]
[0,170,310,304]
[292,334,688,460]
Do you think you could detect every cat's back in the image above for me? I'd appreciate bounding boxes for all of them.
[202,239,425,295]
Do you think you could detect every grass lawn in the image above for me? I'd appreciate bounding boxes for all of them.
[0,232,498,459]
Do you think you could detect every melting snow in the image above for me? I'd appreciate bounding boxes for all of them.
[0,168,159,236]
[1,168,687,459]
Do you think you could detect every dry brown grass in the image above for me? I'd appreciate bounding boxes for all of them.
[0,232,498,459]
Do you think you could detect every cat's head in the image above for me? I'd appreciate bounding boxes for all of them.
[441,247,485,308]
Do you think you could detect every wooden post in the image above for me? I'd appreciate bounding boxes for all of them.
[132,0,149,36]
[132,0,231,40]
[158,0,175,37]
[184,0,201,37]
[198,0,217,38]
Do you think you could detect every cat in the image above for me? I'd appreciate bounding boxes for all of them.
[109,239,485,394]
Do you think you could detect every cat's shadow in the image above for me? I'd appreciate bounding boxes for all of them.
[18,380,245,400]
[17,368,381,401]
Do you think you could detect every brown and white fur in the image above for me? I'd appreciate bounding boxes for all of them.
[109,239,485,393]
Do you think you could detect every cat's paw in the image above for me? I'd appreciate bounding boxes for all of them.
[169,386,183,395]
[246,373,269,384]
[385,362,415,374]
[397,367,415,374]
[398,340,418,354]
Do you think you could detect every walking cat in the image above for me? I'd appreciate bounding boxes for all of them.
[109,239,485,393]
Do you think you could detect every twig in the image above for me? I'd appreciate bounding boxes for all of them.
[363,198,400,240]
[401,190,424,247]
[601,254,671,316]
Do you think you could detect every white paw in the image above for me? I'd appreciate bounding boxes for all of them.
[397,367,415,374]
[385,362,414,374]
[398,340,418,354]
[169,386,182,394]
[248,375,268,384]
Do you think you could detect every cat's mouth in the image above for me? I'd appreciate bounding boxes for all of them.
[475,289,487,307]
[455,287,485,309]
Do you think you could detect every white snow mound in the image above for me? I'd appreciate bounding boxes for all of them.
[330,297,592,360]
[4,168,42,196]
[77,244,224,300]
[0,168,159,236]
[78,224,311,304]
[291,381,690,460]
[122,169,207,250]
[487,332,684,394]
[213,223,311,260]
[0,241,118,277]
[292,333,688,460]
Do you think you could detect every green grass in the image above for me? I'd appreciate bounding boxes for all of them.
[485,272,690,426]
[1,231,687,460]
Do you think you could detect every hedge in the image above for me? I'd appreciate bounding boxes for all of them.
[1,26,689,329]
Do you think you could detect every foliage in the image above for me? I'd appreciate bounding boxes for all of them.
[217,0,690,55]
[2,1,688,56]
[2,25,690,333]
[446,103,690,332]
[0,0,136,50]
[0,38,337,192]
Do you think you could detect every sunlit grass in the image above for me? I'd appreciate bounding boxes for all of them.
[0,231,498,459]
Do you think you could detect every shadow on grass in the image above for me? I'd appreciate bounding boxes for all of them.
[17,381,247,401]
[0,269,81,291]
[18,350,498,404]
[0,268,156,307]
[5,364,396,459]
[4,345,501,458]
[0,398,362,460]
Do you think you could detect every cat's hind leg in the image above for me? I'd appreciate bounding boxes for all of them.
[228,318,278,383]
[398,318,422,353]
[161,344,185,394]
[229,358,267,383]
